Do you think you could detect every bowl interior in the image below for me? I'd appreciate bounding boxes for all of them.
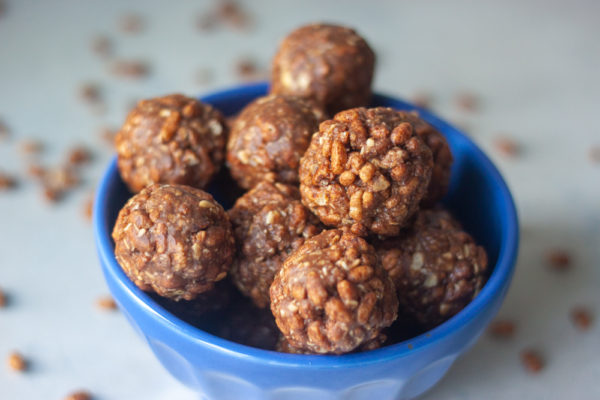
[96,82,518,365]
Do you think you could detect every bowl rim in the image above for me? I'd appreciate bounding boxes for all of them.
[94,82,519,368]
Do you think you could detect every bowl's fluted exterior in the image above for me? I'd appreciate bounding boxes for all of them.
[94,83,519,400]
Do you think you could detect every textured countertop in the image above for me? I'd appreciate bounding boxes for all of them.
[1,0,598,399]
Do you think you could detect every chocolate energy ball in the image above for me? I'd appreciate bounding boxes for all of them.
[405,112,453,206]
[276,335,309,354]
[299,107,433,237]
[376,208,488,328]
[270,229,398,354]
[276,332,386,354]
[226,94,326,189]
[112,184,235,301]
[115,94,228,193]
[270,23,375,115]
[228,181,322,308]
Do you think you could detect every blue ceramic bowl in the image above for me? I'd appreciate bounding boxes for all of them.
[94,83,519,400]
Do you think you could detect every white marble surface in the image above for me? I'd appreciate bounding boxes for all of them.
[0,0,599,399]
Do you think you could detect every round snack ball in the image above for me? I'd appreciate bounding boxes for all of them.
[407,112,453,206]
[376,208,488,328]
[276,336,311,354]
[276,332,386,354]
[112,184,235,301]
[226,94,326,189]
[299,107,433,237]
[228,181,322,308]
[116,94,228,193]
[270,229,398,354]
[271,23,375,115]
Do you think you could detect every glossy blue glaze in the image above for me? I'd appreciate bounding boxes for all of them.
[93,82,519,400]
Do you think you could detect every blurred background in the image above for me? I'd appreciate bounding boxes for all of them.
[0,0,598,399]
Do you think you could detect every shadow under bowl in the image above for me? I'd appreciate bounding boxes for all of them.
[93,82,519,400]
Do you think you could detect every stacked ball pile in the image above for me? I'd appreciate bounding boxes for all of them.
[112,23,488,355]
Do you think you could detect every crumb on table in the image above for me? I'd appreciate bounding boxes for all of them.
[0,172,17,190]
[7,352,27,372]
[455,92,479,111]
[570,306,593,331]
[488,319,516,339]
[493,136,520,158]
[96,295,117,311]
[118,13,143,34]
[91,35,112,58]
[546,249,571,271]
[110,60,150,79]
[64,390,92,400]
[520,349,545,374]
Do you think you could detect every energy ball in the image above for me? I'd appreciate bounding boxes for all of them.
[376,208,488,328]
[271,23,375,115]
[270,229,398,354]
[228,181,322,308]
[276,335,310,354]
[276,332,386,354]
[116,94,228,193]
[112,184,235,301]
[226,94,326,189]
[299,107,433,237]
[407,112,453,206]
